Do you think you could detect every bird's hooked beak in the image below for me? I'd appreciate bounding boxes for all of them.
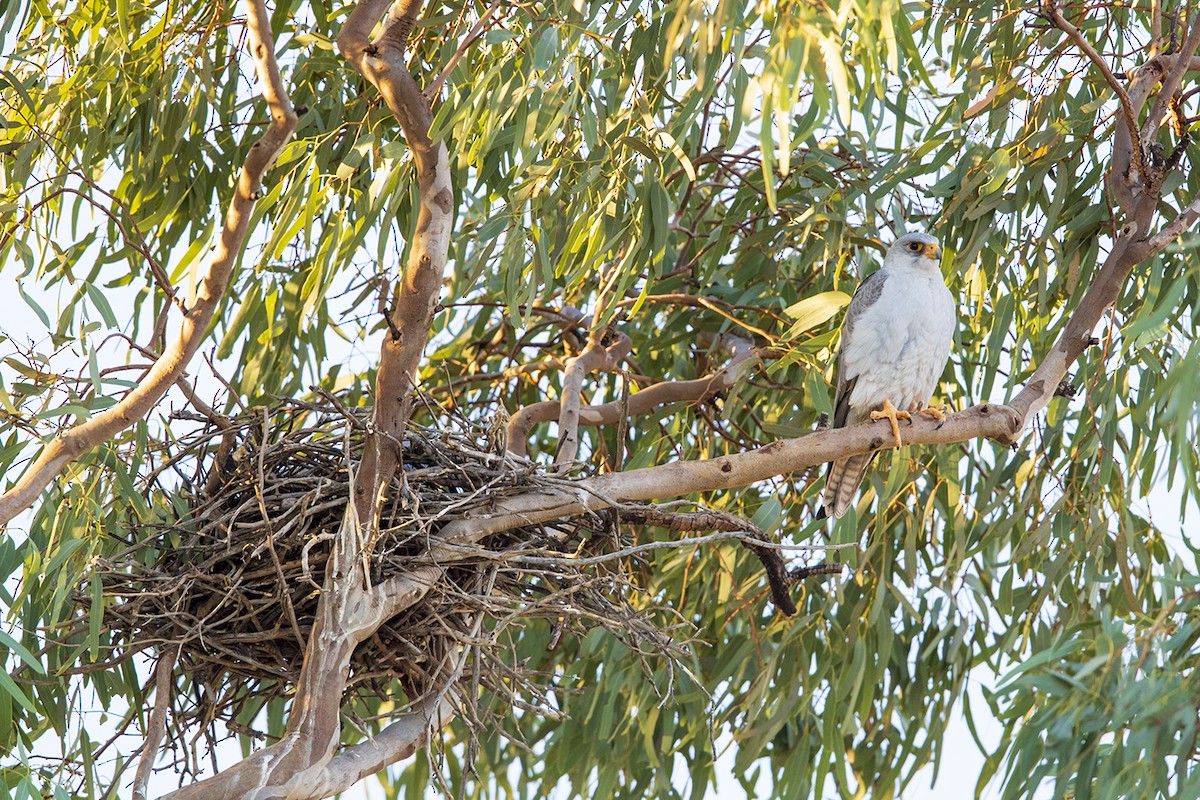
[923,242,940,260]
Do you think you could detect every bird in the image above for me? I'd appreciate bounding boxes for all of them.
[819,232,956,519]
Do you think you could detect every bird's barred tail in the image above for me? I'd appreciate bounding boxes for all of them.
[821,453,876,519]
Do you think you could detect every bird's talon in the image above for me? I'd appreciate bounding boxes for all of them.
[869,399,909,447]
[916,403,947,423]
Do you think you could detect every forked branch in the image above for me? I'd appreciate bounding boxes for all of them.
[510,335,759,458]
[553,330,633,467]
[158,0,459,796]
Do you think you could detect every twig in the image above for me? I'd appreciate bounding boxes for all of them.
[424,0,504,100]
[616,292,777,341]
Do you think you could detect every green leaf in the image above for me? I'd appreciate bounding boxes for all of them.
[0,628,41,675]
[0,668,35,714]
[84,282,118,328]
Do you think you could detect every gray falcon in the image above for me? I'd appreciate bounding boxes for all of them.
[819,233,956,519]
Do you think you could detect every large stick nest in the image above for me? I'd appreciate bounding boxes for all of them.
[82,397,687,744]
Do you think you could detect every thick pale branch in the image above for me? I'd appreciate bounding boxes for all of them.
[380,0,425,50]
[133,646,178,800]
[1111,59,1164,208]
[338,0,452,518]
[307,692,455,798]
[336,0,394,50]
[1143,192,1200,251]
[439,402,1023,545]
[0,0,297,528]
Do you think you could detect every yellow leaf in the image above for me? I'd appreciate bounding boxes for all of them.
[819,37,851,122]
[783,291,851,336]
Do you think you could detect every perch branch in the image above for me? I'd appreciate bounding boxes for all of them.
[438,205,1200,547]
[0,0,297,528]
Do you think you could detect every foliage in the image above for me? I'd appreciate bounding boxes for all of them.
[2,0,1200,798]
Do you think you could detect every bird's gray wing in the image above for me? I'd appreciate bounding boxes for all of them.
[832,270,888,428]
[823,269,888,519]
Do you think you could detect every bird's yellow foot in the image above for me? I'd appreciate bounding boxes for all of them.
[914,402,947,426]
[870,399,910,447]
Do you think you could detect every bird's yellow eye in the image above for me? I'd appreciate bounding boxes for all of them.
[907,242,921,252]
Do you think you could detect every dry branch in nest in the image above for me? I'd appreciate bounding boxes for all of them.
[75,396,805,759]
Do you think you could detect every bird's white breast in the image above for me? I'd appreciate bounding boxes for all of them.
[841,267,955,415]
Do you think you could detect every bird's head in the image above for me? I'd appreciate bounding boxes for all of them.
[884,232,941,269]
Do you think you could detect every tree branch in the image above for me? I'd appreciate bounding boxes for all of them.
[337,0,452,519]
[1142,192,1200,251]
[1107,50,1200,209]
[439,402,1022,546]
[510,336,758,458]
[1044,1,1147,184]
[424,0,505,100]
[0,0,297,528]
[616,293,778,340]
[133,645,178,800]
[553,331,632,468]
[157,2,460,797]
[1143,14,1200,143]
[306,690,455,798]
